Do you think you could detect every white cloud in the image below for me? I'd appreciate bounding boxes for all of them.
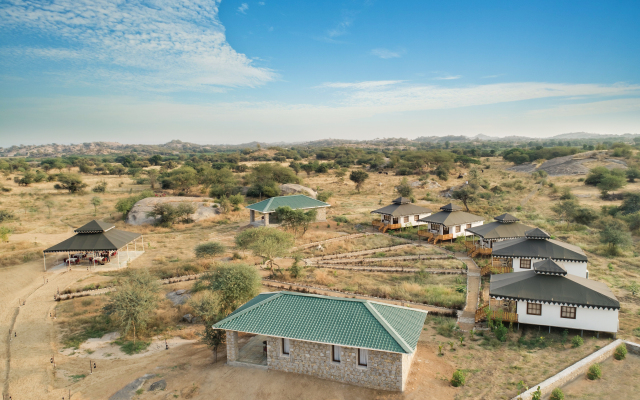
[434,75,462,80]
[370,48,401,59]
[238,3,249,13]
[317,80,405,90]
[0,0,275,91]
[327,13,355,38]
[482,74,503,79]
[258,1,265,5]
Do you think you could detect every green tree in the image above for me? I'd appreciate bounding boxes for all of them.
[161,166,198,194]
[289,161,301,175]
[195,242,226,258]
[90,196,102,216]
[188,291,226,362]
[599,217,632,255]
[349,170,369,192]
[54,173,88,193]
[619,192,640,215]
[197,263,261,315]
[144,169,159,190]
[597,174,626,197]
[275,206,317,237]
[0,226,12,243]
[452,185,477,212]
[114,190,154,218]
[105,270,159,344]
[626,167,640,182]
[43,199,55,218]
[203,168,238,197]
[396,177,413,198]
[301,163,315,176]
[551,199,579,222]
[435,164,450,181]
[317,191,333,202]
[146,203,196,227]
[228,194,244,211]
[234,227,294,268]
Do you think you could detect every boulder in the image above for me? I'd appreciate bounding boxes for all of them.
[183,314,194,323]
[149,380,166,391]
[125,197,220,226]
[279,184,317,198]
[409,181,423,188]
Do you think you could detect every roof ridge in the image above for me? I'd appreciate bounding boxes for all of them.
[363,302,414,353]
[213,292,284,327]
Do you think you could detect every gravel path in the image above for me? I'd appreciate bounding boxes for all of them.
[456,255,481,331]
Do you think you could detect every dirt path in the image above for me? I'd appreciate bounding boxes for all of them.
[455,255,480,331]
[521,183,542,206]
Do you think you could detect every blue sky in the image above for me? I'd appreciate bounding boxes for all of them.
[1,0,639,146]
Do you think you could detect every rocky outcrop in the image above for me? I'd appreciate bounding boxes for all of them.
[279,184,317,198]
[125,197,219,225]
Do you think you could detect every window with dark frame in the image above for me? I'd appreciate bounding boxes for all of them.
[414,215,419,221]
[466,223,471,229]
[527,302,541,315]
[561,306,576,319]
[358,348,368,367]
[332,345,341,363]
[520,259,532,269]
[404,216,409,223]
[455,225,461,233]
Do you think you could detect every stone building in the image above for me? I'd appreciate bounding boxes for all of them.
[213,291,427,391]
[245,195,330,226]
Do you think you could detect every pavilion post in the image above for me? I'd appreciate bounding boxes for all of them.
[43,253,46,271]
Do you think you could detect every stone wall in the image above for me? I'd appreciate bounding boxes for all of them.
[316,207,327,222]
[226,331,239,362]
[266,336,409,391]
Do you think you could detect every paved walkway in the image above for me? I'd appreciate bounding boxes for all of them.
[455,254,481,331]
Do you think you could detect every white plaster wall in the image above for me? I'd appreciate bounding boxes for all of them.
[451,220,483,238]
[511,257,587,278]
[396,212,431,228]
[516,301,618,333]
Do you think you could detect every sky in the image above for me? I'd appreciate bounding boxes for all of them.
[0,0,639,147]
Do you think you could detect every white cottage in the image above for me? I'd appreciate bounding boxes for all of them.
[491,228,589,278]
[490,259,620,335]
[417,203,484,244]
[370,197,432,232]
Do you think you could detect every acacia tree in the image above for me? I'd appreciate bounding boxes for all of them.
[189,291,226,362]
[275,206,317,237]
[197,263,262,315]
[91,196,102,216]
[599,217,632,256]
[349,170,369,193]
[452,186,477,212]
[106,270,159,344]
[234,227,294,268]
[54,174,88,193]
[597,174,626,198]
[144,169,159,189]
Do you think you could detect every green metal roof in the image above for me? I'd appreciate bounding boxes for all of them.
[213,291,427,354]
[246,195,330,213]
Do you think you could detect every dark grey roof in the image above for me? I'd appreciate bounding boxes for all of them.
[371,202,432,217]
[74,220,116,233]
[466,221,533,240]
[533,258,567,276]
[490,271,619,310]
[440,203,464,212]
[418,209,484,227]
[494,213,519,223]
[44,228,141,253]
[525,228,551,239]
[392,197,411,205]
[492,237,587,262]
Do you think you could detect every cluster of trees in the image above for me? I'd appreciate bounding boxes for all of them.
[146,202,197,227]
[584,167,629,198]
[502,146,581,165]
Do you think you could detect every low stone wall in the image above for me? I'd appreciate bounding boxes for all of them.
[311,264,466,274]
[308,254,451,265]
[305,244,416,261]
[266,336,406,391]
[294,233,372,250]
[512,339,624,400]
[625,340,640,356]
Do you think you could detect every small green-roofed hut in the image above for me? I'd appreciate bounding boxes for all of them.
[42,220,144,270]
[246,195,330,226]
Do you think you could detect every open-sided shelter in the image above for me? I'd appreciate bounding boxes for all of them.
[213,291,427,391]
[491,228,588,278]
[417,203,484,244]
[42,220,143,270]
[370,197,432,232]
[246,195,330,226]
[489,259,619,335]
[464,213,534,256]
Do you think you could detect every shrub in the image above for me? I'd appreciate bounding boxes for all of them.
[571,335,583,348]
[549,387,564,400]
[587,363,602,380]
[614,344,627,360]
[195,242,226,258]
[494,322,508,342]
[115,190,154,217]
[92,181,107,193]
[333,215,349,223]
[532,386,542,400]
[317,191,333,202]
[450,370,465,387]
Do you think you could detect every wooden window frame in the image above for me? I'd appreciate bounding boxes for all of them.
[526,302,542,316]
[404,216,409,223]
[455,225,461,233]
[281,338,290,356]
[466,223,472,229]
[332,345,341,363]
[520,259,532,269]
[561,306,576,319]
[357,348,368,367]
[414,215,420,221]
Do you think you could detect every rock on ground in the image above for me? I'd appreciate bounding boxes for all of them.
[279,184,317,198]
[508,151,628,176]
[125,197,220,225]
[149,379,167,391]
[166,290,191,306]
[109,373,155,400]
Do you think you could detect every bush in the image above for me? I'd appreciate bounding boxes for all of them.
[450,370,465,387]
[195,242,226,258]
[614,344,627,360]
[494,322,508,342]
[571,335,584,348]
[532,386,542,400]
[317,191,333,202]
[587,363,602,380]
[0,209,15,222]
[549,387,564,400]
[115,190,154,217]
[92,181,107,193]
[333,215,349,223]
